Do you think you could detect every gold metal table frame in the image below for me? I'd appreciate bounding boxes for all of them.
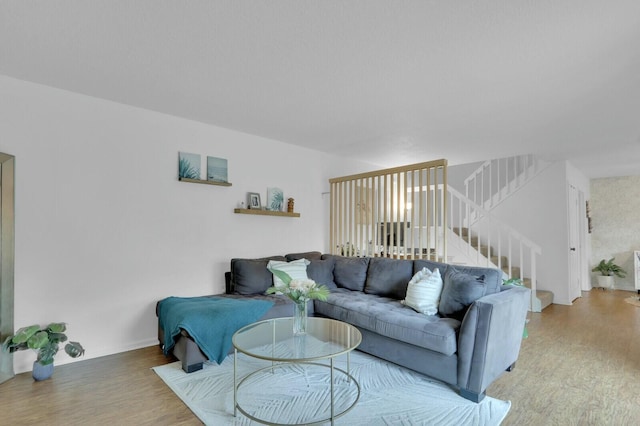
[232,317,362,425]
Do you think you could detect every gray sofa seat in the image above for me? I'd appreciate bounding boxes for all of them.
[315,288,460,356]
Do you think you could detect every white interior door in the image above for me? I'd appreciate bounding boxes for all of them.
[567,184,583,301]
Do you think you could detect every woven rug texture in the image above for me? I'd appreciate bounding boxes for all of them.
[153,349,510,425]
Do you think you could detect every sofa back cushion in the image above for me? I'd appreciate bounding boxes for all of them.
[231,256,286,295]
[364,257,413,299]
[322,255,370,291]
[307,257,338,290]
[413,259,450,275]
[285,251,322,261]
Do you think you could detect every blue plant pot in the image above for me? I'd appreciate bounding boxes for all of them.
[32,361,54,381]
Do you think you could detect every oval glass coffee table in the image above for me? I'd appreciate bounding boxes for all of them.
[232,317,362,425]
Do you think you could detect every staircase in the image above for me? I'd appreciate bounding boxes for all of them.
[451,226,553,312]
[447,154,553,312]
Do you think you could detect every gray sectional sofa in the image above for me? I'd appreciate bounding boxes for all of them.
[157,251,530,403]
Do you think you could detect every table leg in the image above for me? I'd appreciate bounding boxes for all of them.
[330,357,335,425]
[233,348,237,417]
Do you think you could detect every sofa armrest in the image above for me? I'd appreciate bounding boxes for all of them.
[456,285,530,401]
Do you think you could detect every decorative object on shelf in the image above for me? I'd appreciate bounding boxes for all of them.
[592,257,626,290]
[267,187,284,211]
[206,156,228,183]
[340,242,359,257]
[265,271,330,335]
[287,198,294,213]
[2,322,85,381]
[247,192,261,209]
[178,152,201,180]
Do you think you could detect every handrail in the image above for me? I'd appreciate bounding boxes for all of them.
[464,154,545,212]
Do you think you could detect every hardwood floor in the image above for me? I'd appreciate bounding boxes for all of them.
[1,289,639,425]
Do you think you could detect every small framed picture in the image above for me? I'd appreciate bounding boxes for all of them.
[247,192,261,209]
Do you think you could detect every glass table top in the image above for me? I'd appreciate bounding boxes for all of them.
[232,317,362,362]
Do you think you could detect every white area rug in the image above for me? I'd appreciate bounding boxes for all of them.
[153,350,510,425]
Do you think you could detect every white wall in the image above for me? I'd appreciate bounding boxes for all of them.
[590,175,640,291]
[0,75,375,373]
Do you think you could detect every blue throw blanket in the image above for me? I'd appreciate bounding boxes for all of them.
[158,296,274,364]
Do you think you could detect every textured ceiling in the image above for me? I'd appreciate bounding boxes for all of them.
[2,1,640,178]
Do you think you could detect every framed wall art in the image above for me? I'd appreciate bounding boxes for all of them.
[267,187,284,211]
[178,152,201,179]
[247,192,261,209]
[207,156,228,183]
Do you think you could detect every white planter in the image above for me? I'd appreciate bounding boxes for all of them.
[596,275,615,289]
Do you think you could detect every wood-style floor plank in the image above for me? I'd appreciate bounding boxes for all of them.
[1,289,639,425]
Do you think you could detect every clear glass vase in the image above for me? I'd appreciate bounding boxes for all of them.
[293,299,308,335]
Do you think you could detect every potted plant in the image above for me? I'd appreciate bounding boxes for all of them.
[2,322,85,381]
[592,258,627,290]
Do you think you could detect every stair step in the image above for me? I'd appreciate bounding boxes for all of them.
[536,290,553,310]
[501,265,521,278]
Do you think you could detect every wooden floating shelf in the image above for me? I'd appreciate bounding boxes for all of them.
[179,177,232,187]
[234,208,300,218]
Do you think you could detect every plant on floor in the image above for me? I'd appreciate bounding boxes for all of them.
[2,322,85,366]
[592,258,626,277]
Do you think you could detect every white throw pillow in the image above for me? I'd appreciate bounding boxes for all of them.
[267,258,310,288]
[403,267,443,315]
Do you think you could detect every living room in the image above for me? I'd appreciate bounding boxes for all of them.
[2,2,640,424]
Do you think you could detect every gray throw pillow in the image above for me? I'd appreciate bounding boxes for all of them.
[231,256,286,295]
[307,258,338,290]
[438,268,488,320]
[446,264,502,295]
[364,257,413,299]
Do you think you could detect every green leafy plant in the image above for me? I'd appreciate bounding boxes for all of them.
[266,270,330,302]
[592,258,626,277]
[503,277,524,286]
[2,322,85,365]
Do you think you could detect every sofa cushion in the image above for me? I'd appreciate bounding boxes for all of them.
[322,255,370,291]
[403,267,443,315]
[285,251,322,261]
[314,289,460,356]
[413,259,450,275]
[267,258,310,287]
[439,268,490,320]
[306,257,338,290]
[364,257,413,299]
[231,256,286,295]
